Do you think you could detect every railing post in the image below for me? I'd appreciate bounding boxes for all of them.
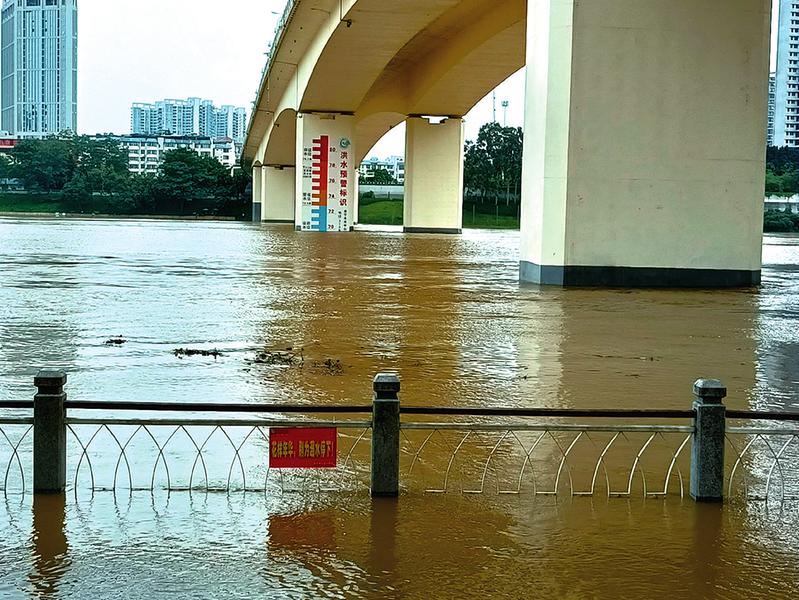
[33,370,67,494]
[690,378,726,502]
[371,373,400,498]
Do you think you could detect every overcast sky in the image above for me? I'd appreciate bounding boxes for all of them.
[78,0,281,135]
[79,0,781,157]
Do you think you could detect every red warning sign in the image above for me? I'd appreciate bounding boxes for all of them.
[269,427,337,469]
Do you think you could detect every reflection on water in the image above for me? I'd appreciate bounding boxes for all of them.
[1,218,799,596]
[3,493,798,598]
[29,495,69,597]
[1,219,798,411]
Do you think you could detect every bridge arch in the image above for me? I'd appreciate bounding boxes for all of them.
[247,0,771,287]
[263,108,297,167]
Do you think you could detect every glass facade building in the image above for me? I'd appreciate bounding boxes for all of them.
[1,0,78,138]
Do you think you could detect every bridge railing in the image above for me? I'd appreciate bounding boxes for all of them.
[248,0,297,138]
[2,372,799,504]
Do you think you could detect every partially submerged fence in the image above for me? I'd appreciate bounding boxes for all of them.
[1,371,798,503]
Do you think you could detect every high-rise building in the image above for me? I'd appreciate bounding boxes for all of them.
[768,73,776,146]
[232,107,247,142]
[1,0,78,138]
[214,105,233,139]
[131,98,247,142]
[774,1,799,146]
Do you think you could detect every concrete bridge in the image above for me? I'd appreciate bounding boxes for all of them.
[243,0,771,287]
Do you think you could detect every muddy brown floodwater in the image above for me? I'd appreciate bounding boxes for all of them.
[1,217,798,598]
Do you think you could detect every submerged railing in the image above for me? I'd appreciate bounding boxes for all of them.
[1,371,799,505]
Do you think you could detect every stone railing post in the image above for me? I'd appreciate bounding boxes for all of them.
[371,373,400,498]
[690,378,726,502]
[33,370,67,493]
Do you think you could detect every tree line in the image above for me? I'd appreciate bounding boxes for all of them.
[0,133,250,217]
[765,146,799,195]
[464,122,522,204]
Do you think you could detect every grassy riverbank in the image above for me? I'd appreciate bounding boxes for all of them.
[0,191,245,219]
[358,198,521,230]
[0,192,65,213]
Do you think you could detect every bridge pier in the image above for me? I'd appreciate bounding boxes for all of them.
[294,112,356,232]
[262,165,295,223]
[520,0,769,287]
[251,164,262,223]
[403,117,464,234]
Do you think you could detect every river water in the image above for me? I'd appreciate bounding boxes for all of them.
[1,217,798,598]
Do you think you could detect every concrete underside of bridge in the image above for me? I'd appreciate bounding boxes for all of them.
[245,0,770,287]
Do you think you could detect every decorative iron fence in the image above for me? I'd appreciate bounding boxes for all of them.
[0,416,32,495]
[399,423,694,497]
[66,419,372,497]
[2,371,799,505]
[724,409,799,503]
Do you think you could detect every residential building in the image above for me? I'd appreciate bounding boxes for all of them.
[1,0,78,138]
[92,134,239,176]
[232,107,247,142]
[359,155,405,184]
[131,98,247,143]
[775,0,799,146]
[768,72,776,146]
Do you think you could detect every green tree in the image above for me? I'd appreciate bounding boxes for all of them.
[73,136,129,195]
[765,170,782,194]
[779,169,799,195]
[370,168,396,184]
[151,147,231,214]
[11,136,76,192]
[61,173,91,212]
[463,122,523,203]
[0,153,13,181]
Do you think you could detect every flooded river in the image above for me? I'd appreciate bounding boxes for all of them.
[1,217,798,598]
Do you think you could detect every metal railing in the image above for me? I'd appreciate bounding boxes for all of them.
[244,0,297,153]
[725,412,799,503]
[2,371,799,505]
[65,420,372,497]
[0,414,32,494]
[399,423,694,498]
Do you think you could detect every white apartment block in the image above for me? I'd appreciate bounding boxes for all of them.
[1,0,78,138]
[131,98,247,143]
[768,73,776,146]
[775,0,799,146]
[359,155,405,184]
[93,134,238,176]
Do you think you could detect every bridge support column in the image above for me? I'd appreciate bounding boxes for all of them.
[295,113,356,232]
[520,0,769,287]
[404,117,464,234]
[262,166,295,223]
[251,165,262,223]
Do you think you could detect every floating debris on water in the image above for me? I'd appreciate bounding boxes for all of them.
[318,358,343,375]
[173,348,223,359]
[252,347,304,365]
[104,336,127,346]
[247,346,345,375]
